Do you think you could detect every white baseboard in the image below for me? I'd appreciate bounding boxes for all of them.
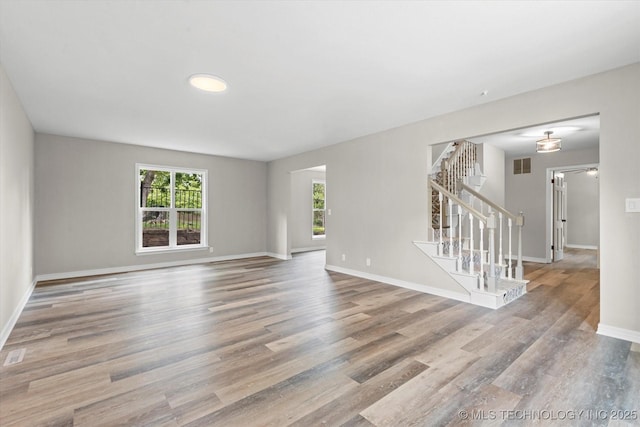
[266,252,292,260]
[522,256,548,263]
[36,252,271,282]
[1,278,37,351]
[597,323,640,344]
[565,244,598,250]
[291,246,326,254]
[506,255,548,264]
[324,264,470,303]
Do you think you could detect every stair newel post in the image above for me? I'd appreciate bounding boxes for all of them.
[448,198,453,258]
[507,217,513,279]
[516,212,525,280]
[498,212,504,277]
[487,212,497,293]
[438,192,443,256]
[469,213,474,275]
[479,220,484,290]
[457,204,463,272]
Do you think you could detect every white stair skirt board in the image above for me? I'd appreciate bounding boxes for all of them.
[450,271,481,293]
[430,255,458,271]
[413,241,438,257]
[470,279,527,309]
[413,240,528,309]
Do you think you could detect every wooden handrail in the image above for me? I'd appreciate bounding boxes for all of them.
[459,181,523,223]
[429,179,487,223]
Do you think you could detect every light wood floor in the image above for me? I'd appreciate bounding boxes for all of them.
[1,249,638,426]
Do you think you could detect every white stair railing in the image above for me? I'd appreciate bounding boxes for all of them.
[459,181,525,280]
[429,180,499,290]
[432,140,477,229]
[442,140,477,195]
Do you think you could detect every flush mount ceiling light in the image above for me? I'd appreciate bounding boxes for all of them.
[536,131,562,153]
[520,126,580,138]
[189,74,227,93]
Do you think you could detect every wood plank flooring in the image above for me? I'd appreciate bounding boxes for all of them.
[1,248,638,426]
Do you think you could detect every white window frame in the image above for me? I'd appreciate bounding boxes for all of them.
[136,164,208,254]
[312,179,326,239]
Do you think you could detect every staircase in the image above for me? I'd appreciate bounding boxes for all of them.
[415,140,528,309]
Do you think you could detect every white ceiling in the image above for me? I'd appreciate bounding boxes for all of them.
[468,115,600,157]
[0,1,638,162]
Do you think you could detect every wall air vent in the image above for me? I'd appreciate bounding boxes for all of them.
[513,158,531,175]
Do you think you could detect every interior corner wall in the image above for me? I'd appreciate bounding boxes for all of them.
[476,142,505,206]
[290,169,326,252]
[0,64,35,346]
[565,171,599,248]
[34,134,267,276]
[267,63,640,338]
[505,146,599,260]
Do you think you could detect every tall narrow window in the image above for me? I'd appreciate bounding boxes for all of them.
[136,164,207,253]
[312,180,326,238]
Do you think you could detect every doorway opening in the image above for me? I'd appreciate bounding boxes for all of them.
[546,163,600,265]
[289,165,327,263]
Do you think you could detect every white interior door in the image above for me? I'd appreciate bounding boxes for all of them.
[553,173,567,261]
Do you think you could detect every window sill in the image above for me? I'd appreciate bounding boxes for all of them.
[312,235,326,240]
[136,245,210,256]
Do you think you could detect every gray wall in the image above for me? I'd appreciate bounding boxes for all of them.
[0,64,35,342]
[290,169,326,252]
[477,142,505,207]
[267,63,640,337]
[35,134,267,276]
[565,171,599,248]
[505,146,599,261]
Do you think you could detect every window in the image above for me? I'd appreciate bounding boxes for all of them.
[312,180,326,238]
[136,164,207,253]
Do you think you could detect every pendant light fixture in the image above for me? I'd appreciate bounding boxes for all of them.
[536,131,562,153]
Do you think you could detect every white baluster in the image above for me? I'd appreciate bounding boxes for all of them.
[498,212,504,277]
[487,213,496,293]
[516,212,524,280]
[479,221,484,290]
[454,156,458,193]
[465,147,469,177]
[438,192,443,255]
[469,213,474,275]
[448,198,453,257]
[457,204,462,272]
[507,217,513,279]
